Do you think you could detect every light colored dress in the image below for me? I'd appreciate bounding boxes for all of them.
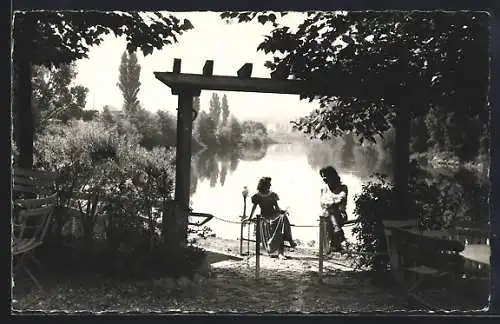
[320,183,348,253]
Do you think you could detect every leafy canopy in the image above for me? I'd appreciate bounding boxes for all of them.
[14,11,194,67]
[220,11,489,143]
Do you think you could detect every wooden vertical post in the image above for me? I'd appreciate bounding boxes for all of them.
[166,87,201,247]
[255,214,261,280]
[318,217,324,281]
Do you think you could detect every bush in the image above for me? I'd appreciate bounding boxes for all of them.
[34,120,176,251]
[30,119,209,281]
[348,161,489,274]
[347,173,394,273]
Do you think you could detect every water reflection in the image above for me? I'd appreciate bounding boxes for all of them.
[189,141,391,241]
[192,145,267,191]
[189,140,488,243]
[340,133,356,170]
[305,138,392,179]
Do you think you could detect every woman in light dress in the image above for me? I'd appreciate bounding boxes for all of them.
[319,166,348,253]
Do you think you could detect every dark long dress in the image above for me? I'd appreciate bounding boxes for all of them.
[251,192,294,255]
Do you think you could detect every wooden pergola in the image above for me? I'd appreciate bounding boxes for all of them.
[154,58,411,247]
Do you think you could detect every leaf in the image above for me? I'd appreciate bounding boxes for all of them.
[257,15,268,25]
[181,19,194,30]
[142,44,154,56]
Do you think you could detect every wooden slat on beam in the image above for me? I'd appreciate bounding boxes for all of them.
[237,63,253,79]
[203,60,214,76]
[173,58,181,73]
[154,71,344,96]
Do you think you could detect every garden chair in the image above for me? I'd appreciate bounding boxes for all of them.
[12,168,58,290]
[13,167,57,198]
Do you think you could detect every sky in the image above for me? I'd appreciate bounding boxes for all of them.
[74,11,318,125]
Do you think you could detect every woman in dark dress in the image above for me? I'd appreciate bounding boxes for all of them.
[247,177,296,260]
[319,166,349,253]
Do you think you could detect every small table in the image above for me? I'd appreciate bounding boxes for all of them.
[406,229,490,273]
[405,230,490,266]
[407,229,454,239]
[382,219,417,230]
[460,244,490,266]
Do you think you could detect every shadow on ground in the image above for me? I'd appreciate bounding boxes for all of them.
[12,252,410,313]
[11,245,488,313]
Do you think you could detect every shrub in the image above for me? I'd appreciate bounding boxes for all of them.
[347,173,394,272]
[349,163,489,274]
[34,120,176,251]
[31,118,210,280]
[34,121,123,243]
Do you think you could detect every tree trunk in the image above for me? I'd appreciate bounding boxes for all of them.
[394,104,410,219]
[12,15,35,169]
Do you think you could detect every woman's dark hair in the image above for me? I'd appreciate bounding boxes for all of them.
[257,177,272,193]
[320,166,341,185]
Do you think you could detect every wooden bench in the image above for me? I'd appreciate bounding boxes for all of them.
[12,168,58,289]
[13,167,57,198]
[390,227,465,292]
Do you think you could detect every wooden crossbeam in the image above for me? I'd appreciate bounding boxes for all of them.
[155,71,344,96]
[203,60,214,76]
[237,63,253,78]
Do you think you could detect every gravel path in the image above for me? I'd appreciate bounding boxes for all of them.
[12,252,410,313]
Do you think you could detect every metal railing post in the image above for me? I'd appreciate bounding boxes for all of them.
[241,186,249,256]
[247,221,251,254]
[318,216,324,282]
[255,214,261,281]
[240,221,244,256]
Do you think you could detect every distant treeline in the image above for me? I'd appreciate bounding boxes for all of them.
[193,93,270,150]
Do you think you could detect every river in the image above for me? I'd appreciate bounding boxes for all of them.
[189,137,489,248]
[189,138,393,244]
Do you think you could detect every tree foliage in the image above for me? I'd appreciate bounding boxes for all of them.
[220,11,489,144]
[221,11,289,27]
[118,50,142,114]
[31,63,89,131]
[99,106,178,150]
[13,11,194,168]
[208,93,222,130]
[194,110,218,147]
[221,94,230,127]
[14,11,194,67]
